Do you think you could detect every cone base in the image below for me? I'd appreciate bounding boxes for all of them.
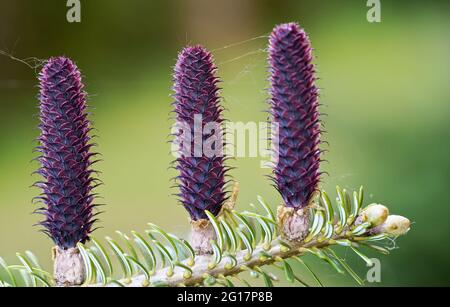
[53,246,85,287]
[190,219,217,255]
[278,206,310,242]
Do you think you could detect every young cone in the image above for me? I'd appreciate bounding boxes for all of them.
[172,46,228,254]
[35,57,100,286]
[268,23,321,241]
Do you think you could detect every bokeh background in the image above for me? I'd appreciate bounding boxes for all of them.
[0,0,449,286]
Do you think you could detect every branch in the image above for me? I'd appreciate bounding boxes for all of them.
[0,187,411,288]
[98,234,346,287]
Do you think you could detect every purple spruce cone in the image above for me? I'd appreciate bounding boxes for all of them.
[172,46,228,220]
[269,23,321,209]
[35,57,100,249]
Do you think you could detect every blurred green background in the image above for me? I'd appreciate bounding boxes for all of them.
[0,0,449,286]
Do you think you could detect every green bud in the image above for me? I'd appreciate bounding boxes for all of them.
[166,268,174,277]
[183,270,192,279]
[187,258,195,267]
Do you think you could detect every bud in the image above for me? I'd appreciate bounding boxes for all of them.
[358,204,389,227]
[381,215,411,237]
